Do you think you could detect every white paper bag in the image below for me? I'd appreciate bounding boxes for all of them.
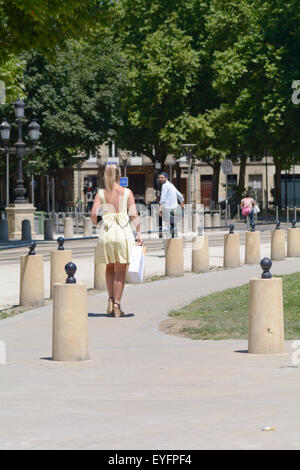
[128,246,145,283]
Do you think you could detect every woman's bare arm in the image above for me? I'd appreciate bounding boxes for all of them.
[90,193,101,225]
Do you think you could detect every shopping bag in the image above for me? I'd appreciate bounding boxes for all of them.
[128,245,146,283]
[242,206,250,216]
[253,204,260,214]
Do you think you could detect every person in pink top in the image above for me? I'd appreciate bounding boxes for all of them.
[241,193,256,226]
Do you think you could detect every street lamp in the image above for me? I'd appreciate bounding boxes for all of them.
[181,144,197,206]
[120,150,131,178]
[28,160,37,206]
[0,119,11,207]
[0,100,40,204]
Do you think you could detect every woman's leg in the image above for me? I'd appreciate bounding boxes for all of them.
[113,262,127,305]
[106,263,115,299]
[250,210,255,226]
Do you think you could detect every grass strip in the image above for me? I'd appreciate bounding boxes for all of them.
[166,272,300,340]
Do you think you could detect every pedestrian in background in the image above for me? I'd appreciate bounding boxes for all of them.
[241,193,256,227]
[158,172,184,237]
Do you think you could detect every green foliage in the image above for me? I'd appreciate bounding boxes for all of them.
[115,0,204,162]
[4,33,128,174]
[0,0,109,64]
[0,55,26,103]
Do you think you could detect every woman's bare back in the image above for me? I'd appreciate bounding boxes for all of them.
[103,185,126,213]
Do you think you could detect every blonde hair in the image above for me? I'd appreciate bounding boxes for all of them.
[104,164,121,192]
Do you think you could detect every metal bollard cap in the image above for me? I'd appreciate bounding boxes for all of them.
[261,257,272,279]
[57,237,65,250]
[65,262,77,284]
[28,241,36,255]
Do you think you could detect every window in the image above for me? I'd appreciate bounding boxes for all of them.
[248,175,263,204]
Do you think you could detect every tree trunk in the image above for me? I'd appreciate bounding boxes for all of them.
[274,157,282,212]
[175,162,181,187]
[238,155,247,193]
[211,160,220,209]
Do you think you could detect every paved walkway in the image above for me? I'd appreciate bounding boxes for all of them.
[0,258,300,450]
[0,232,273,308]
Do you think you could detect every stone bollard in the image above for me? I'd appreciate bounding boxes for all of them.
[44,218,54,240]
[84,217,93,237]
[224,225,240,268]
[271,222,286,260]
[22,219,32,242]
[94,241,108,288]
[287,221,300,257]
[245,230,261,264]
[165,237,184,277]
[19,242,44,307]
[64,216,74,239]
[212,212,220,231]
[52,262,89,361]
[192,235,209,273]
[0,219,8,242]
[248,258,284,354]
[204,213,211,230]
[50,237,72,298]
[192,213,200,233]
[94,263,107,290]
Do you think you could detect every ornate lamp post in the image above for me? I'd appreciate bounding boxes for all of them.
[0,99,40,238]
[0,100,40,203]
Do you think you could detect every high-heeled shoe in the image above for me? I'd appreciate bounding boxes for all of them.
[107,297,114,315]
[113,302,124,317]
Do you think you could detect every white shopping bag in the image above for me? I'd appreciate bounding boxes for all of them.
[253,204,260,214]
[128,245,146,283]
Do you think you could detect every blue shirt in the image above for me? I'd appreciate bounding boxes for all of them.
[160,180,184,210]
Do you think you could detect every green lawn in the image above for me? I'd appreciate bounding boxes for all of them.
[167,272,300,340]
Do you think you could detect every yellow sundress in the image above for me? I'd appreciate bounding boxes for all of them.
[96,188,135,264]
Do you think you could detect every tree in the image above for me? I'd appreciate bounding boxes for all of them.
[0,0,110,64]
[114,0,202,166]
[206,0,300,209]
[0,32,128,178]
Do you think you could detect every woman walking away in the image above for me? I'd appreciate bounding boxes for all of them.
[241,193,256,227]
[90,164,142,317]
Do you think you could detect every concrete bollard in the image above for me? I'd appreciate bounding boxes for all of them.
[271,224,286,260]
[19,242,44,307]
[245,230,261,264]
[224,225,240,268]
[22,219,32,242]
[44,219,54,240]
[212,212,220,230]
[0,219,8,242]
[94,245,107,290]
[192,235,209,273]
[165,237,184,277]
[287,224,300,257]
[204,213,211,230]
[50,237,72,298]
[248,258,284,354]
[192,213,199,233]
[52,262,89,361]
[84,217,93,237]
[64,216,74,239]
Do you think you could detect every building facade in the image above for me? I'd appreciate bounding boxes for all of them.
[1,150,300,214]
